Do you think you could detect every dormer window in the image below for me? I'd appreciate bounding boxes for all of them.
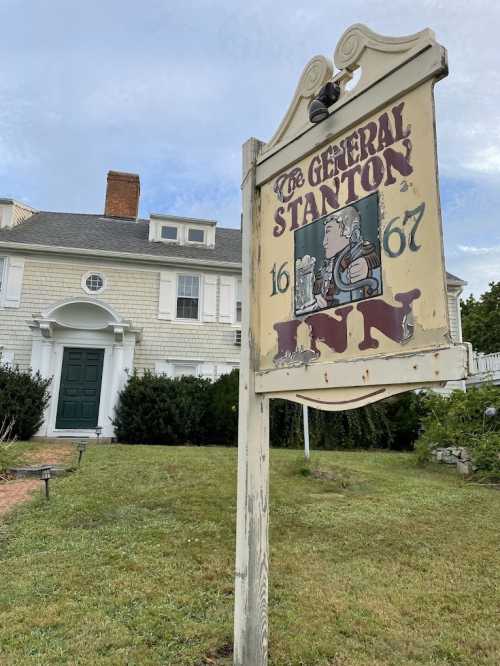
[149,213,216,247]
[188,228,204,243]
[161,225,178,241]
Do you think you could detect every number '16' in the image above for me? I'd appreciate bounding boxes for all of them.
[270,262,290,296]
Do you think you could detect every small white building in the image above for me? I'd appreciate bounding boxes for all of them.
[0,171,466,440]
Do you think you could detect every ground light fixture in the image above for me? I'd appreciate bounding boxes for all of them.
[76,439,88,466]
[309,81,341,124]
[95,425,102,444]
[40,465,51,500]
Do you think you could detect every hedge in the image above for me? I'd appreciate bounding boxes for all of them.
[415,384,500,476]
[114,369,424,449]
[113,372,213,444]
[0,365,51,440]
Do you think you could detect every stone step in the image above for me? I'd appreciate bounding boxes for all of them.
[8,464,71,479]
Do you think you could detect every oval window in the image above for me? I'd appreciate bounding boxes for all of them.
[84,273,105,293]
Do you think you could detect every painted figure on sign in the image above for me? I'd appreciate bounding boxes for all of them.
[294,193,382,316]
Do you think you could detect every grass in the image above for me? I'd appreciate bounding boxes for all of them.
[0,443,499,665]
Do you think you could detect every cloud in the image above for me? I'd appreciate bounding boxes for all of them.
[448,244,500,298]
[0,0,499,297]
[458,244,500,255]
[464,146,500,175]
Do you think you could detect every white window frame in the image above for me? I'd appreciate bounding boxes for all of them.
[161,224,179,242]
[175,273,202,322]
[172,362,199,378]
[81,271,107,295]
[155,360,207,379]
[0,257,6,298]
[0,256,25,309]
[235,278,242,325]
[0,349,14,367]
[186,226,206,245]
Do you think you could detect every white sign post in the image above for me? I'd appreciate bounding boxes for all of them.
[303,405,310,461]
[234,137,269,666]
[233,24,471,665]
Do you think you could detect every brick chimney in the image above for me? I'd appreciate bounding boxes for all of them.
[104,170,140,219]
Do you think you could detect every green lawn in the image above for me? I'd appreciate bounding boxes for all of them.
[0,444,499,665]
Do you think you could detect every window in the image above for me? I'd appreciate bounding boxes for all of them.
[174,363,198,377]
[82,272,106,294]
[0,257,5,293]
[176,274,200,319]
[161,225,178,240]
[188,228,204,243]
[0,350,14,367]
[236,279,242,323]
[86,274,104,292]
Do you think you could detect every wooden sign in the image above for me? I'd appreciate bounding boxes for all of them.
[234,24,471,665]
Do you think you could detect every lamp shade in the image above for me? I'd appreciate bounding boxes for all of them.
[309,98,329,124]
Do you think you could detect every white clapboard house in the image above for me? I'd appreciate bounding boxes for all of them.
[0,171,466,440]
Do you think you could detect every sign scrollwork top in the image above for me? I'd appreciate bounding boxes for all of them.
[261,23,443,161]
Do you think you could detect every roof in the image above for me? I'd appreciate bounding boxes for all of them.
[0,210,466,285]
[445,271,467,286]
[150,213,217,227]
[0,212,241,264]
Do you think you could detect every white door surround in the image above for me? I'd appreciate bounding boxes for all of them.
[28,297,141,439]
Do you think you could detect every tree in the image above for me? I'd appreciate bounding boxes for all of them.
[461,281,500,354]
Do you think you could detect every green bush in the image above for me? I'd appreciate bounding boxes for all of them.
[383,391,429,450]
[269,397,394,450]
[473,432,500,477]
[114,369,433,450]
[416,385,500,474]
[0,365,51,440]
[113,371,212,444]
[206,369,239,446]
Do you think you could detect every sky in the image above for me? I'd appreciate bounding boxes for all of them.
[0,0,499,297]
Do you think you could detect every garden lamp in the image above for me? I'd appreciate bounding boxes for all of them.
[40,465,51,500]
[76,439,88,466]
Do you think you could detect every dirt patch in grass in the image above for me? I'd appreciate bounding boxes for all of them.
[310,467,353,487]
[297,459,369,494]
[0,479,40,517]
[23,442,75,465]
[0,441,74,519]
[198,642,233,664]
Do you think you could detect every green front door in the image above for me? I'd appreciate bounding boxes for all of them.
[56,348,104,429]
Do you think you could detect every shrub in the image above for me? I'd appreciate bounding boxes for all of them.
[113,371,212,444]
[416,384,500,474]
[382,391,429,450]
[0,365,51,440]
[473,432,500,477]
[269,397,393,450]
[114,369,432,451]
[206,369,239,446]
